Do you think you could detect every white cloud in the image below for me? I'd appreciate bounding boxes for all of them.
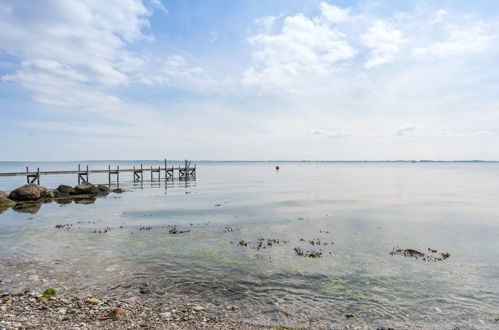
[0,0,215,121]
[243,9,356,90]
[320,2,350,23]
[362,20,406,68]
[394,124,421,136]
[413,25,493,59]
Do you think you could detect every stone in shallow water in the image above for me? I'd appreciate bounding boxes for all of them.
[96,185,110,194]
[71,183,99,195]
[53,185,73,197]
[8,184,48,201]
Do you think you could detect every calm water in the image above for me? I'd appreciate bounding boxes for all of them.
[1,161,499,329]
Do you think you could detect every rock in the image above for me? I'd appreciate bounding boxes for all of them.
[71,183,99,195]
[193,306,205,311]
[85,297,102,305]
[53,185,73,197]
[96,185,110,194]
[112,188,125,194]
[159,312,172,318]
[224,305,237,311]
[109,307,126,320]
[0,191,15,210]
[8,184,48,201]
[345,313,354,319]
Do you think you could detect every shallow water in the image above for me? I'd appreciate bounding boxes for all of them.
[1,161,499,328]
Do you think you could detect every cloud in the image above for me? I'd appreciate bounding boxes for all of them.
[394,124,421,136]
[362,20,406,68]
[0,0,213,111]
[413,25,493,59]
[320,2,350,23]
[243,7,356,90]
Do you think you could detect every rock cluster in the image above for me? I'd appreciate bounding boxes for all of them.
[1,183,117,214]
[0,292,265,329]
[6,183,111,202]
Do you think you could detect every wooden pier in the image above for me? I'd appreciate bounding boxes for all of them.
[0,159,196,185]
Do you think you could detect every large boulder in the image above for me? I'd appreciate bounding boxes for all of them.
[8,184,49,201]
[70,183,99,195]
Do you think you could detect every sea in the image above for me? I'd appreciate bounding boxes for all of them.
[0,161,498,329]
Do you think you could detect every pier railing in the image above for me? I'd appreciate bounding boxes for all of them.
[0,159,196,185]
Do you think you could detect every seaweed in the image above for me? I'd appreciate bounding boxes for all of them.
[168,226,190,234]
[390,247,451,262]
[293,247,322,258]
[41,288,56,298]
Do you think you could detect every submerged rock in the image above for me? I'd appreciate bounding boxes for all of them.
[8,184,48,201]
[71,183,99,195]
[112,188,125,194]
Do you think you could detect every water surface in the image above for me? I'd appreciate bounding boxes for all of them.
[1,161,498,329]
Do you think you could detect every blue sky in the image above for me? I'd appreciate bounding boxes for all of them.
[1,0,499,160]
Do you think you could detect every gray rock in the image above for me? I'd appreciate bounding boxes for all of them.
[70,183,99,195]
[0,191,14,204]
[8,184,49,201]
[56,185,73,194]
[52,185,73,198]
[96,185,110,194]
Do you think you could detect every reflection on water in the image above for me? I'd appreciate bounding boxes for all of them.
[1,162,499,328]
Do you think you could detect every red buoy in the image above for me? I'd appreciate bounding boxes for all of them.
[275,165,280,170]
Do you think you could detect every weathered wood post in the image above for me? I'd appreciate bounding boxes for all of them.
[78,164,81,184]
[164,159,167,179]
[36,168,40,185]
[26,166,29,183]
[158,166,161,180]
[150,165,153,181]
[117,165,120,186]
[86,165,89,182]
[141,164,143,182]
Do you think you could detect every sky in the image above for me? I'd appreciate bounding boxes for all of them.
[1,0,499,161]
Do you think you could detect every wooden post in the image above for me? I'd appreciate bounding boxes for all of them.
[108,165,111,185]
[164,159,167,179]
[78,164,81,184]
[150,165,153,181]
[117,165,120,186]
[141,164,143,182]
[26,166,29,183]
[37,168,40,185]
[86,165,89,182]
[158,166,161,180]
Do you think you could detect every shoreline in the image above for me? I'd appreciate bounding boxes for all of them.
[0,291,278,330]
